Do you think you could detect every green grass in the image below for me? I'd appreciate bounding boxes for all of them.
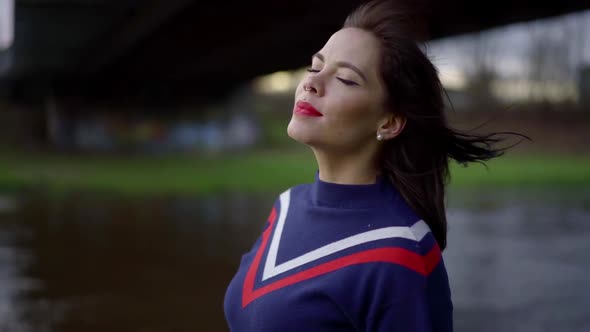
[1,148,589,195]
[449,155,590,188]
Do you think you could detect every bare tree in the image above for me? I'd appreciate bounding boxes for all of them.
[526,18,574,105]
[464,31,500,111]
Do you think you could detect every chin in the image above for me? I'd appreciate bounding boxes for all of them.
[287,118,317,146]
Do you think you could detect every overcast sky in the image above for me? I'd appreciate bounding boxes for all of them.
[0,0,14,51]
[428,9,590,80]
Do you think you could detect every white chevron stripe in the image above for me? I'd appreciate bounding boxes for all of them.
[262,189,291,281]
[261,189,431,281]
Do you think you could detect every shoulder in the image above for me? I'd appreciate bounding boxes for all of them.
[263,183,311,222]
[351,222,447,307]
[375,219,443,275]
[285,182,312,197]
[270,182,312,207]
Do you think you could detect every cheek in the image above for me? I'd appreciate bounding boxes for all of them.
[329,94,377,134]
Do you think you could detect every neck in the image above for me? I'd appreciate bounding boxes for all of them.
[311,145,380,184]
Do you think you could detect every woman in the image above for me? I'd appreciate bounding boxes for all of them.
[224,1,519,331]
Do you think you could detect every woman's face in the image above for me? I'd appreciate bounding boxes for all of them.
[287,27,388,153]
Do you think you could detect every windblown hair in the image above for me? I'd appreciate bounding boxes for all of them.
[344,0,527,250]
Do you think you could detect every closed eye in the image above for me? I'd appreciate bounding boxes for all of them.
[306,68,359,86]
[337,78,359,86]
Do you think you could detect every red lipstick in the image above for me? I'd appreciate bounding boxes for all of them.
[294,101,323,117]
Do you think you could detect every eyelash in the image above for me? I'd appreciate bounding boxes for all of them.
[306,68,358,86]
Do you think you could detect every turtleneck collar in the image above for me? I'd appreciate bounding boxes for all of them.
[310,170,394,209]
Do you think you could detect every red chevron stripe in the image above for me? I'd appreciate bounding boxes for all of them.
[242,207,441,308]
[242,206,277,307]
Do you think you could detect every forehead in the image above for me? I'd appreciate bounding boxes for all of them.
[318,28,381,70]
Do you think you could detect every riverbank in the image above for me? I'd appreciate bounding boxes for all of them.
[1,148,589,195]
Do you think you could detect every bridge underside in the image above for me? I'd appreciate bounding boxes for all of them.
[1,0,588,103]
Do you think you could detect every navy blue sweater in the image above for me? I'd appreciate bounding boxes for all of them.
[224,171,453,331]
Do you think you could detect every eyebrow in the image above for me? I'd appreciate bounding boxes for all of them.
[312,52,367,83]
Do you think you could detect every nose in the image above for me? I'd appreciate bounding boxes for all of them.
[302,76,324,97]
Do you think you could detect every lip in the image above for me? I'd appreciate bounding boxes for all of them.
[294,101,323,117]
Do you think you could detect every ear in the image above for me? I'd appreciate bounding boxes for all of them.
[377,113,406,140]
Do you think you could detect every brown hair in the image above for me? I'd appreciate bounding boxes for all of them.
[344,0,526,250]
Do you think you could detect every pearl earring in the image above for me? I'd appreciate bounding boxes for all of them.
[377,134,383,141]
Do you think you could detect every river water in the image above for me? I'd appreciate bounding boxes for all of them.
[0,187,588,331]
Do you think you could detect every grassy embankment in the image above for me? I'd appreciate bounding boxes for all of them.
[1,148,589,195]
